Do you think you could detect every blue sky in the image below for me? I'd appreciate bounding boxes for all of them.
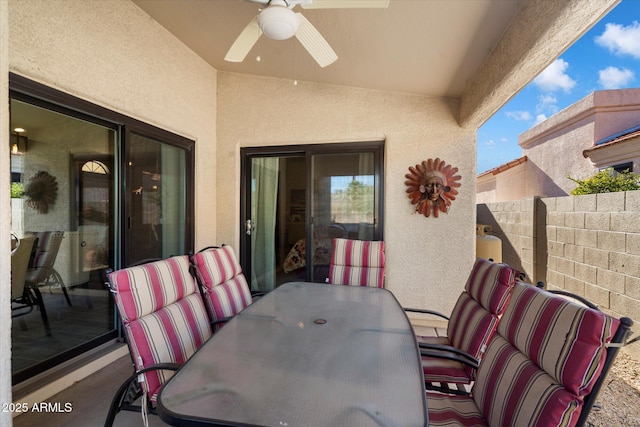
[477,0,640,174]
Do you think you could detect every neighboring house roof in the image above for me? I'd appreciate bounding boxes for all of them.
[584,125,640,158]
[477,156,527,179]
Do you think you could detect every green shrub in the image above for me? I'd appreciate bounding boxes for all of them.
[568,168,640,195]
[10,182,24,198]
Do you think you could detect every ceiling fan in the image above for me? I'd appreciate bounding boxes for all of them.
[225,0,389,68]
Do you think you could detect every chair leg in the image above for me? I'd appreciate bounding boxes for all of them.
[104,373,141,427]
[31,287,52,337]
[52,269,73,307]
[61,285,72,307]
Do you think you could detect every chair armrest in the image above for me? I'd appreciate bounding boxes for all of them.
[404,307,450,321]
[419,345,480,370]
[211,317,233,328]
[137,363,182,375]
[419,342,479,364]
[197,245,220,253]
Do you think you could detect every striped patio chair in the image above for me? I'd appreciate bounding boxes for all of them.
[25,231,71,306]
[407,258,518,395]
[191,245,254,328]
[104,255,213,427]
[427,282,633,427]
[11,236,52,336]
[328,238,385,288]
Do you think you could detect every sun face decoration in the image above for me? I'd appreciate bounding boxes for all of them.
[24,171,58,214]
[405,158,461,218]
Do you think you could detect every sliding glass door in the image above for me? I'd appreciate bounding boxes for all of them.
[241,143,383,291]
[9,97,117,384]
[9,75,194,385]
[124,132,189,265]
[310,152,378,282]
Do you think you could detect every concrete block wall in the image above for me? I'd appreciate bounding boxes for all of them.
[478,191,639,357]
[541,190,640,325]
[476,197,537,282]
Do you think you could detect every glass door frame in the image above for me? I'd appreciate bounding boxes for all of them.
[240,141,384,290]
[9,73,195,384]
[121,128,195,267]
[9,74,195,271]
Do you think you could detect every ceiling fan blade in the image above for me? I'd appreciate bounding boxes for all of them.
[294,13,337,68]
[224,16,262,63]
[301,0,389,9]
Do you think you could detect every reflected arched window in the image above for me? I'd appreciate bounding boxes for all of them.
[82,160,110,174]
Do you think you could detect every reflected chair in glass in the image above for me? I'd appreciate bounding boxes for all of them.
[104,255,214,427]
[407,258,518,395]
[11,235,52,337]
[427,282,633,427]
[327,238,385,288]
[25,231,71,306]
[191,245,259,329]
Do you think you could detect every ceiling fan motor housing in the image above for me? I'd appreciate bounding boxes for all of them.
[258,4,300,40]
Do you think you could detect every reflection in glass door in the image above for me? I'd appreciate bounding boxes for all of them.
[9,75,195,386]
[9,98,116,384]
[125,133,188,266]
[241,143,383,291]
[310,152,377,282]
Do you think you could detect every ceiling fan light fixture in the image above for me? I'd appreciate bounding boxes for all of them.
[258,5,299,40]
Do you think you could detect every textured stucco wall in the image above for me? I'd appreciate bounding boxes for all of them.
[217,72,476,311]
[591,89,640,142]
[1,0,12,423]
[519,89,640,197]
[460,0,619,128]
[495,165,528,203]
[5,0,217,409]
[521,113,596,197]
[8,0,218,247]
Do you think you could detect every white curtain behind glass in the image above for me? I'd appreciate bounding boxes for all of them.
[251,157,279,291]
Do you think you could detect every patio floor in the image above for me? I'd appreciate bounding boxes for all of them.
[13,354,166,427]
[12,323,639,427]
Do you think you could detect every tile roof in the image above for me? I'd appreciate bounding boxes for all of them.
[477,156,527,178]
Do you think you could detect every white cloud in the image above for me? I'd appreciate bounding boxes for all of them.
[595,21,640,58]
[534,114,547,125]
[536,94,558,115]
[598,66,635,89]
[505,110,532,121]
[485,139,496,149]
[533,59,576,93]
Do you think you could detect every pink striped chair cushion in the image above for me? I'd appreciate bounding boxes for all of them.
[328,238,385,287]
[428,283,621,427]
[498,283,619,397]
[418,293,498,382]
[427,392,487,427]
[473,335,583,427]
[447,293,498,358]
[109,256,212,402]
[428,337,584,427]
[420,355,472,384]
[191,246,253,322]
[464,258,518,315]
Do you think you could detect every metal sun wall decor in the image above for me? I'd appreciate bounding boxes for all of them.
[405,158,461,218]
[25,170,58,214]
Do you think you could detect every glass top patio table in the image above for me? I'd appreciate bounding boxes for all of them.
[157,281,428,427]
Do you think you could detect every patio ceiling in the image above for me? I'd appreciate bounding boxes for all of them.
[132,0,618,128]
[133,0,522,98]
